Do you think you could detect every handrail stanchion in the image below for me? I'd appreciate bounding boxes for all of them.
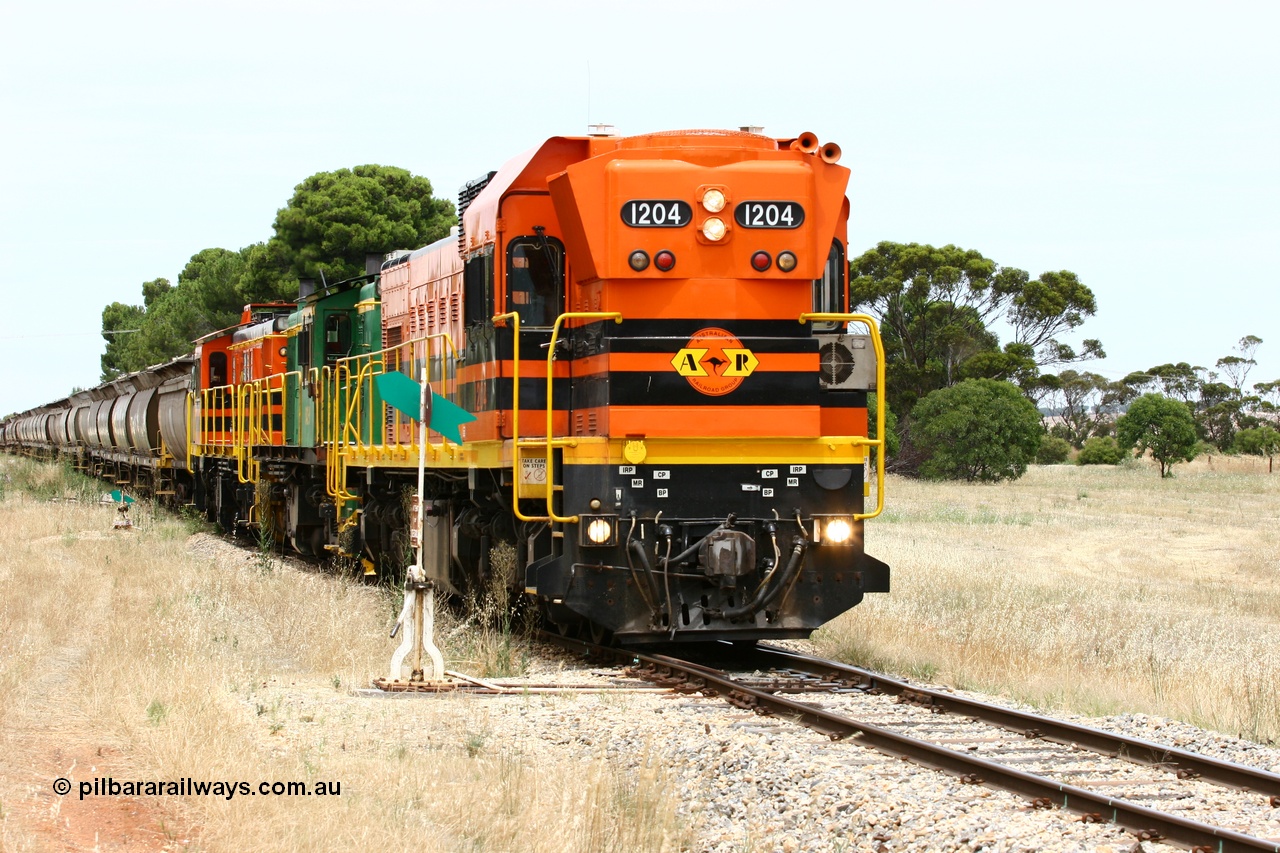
[799,312,886,520]
[543,312,622,524]
[492,313,542,521]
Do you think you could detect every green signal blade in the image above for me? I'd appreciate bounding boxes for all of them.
[374,372,424,422]
[108,489,135,504]
[372,372,476,444]
[428,391,477,445]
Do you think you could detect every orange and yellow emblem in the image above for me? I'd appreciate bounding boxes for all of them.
[670,328,759,396]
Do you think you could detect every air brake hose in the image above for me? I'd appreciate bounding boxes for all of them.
[712,537,808,621]
[629,520,725,630]
[662,522,726,568]
[627,537,663,617]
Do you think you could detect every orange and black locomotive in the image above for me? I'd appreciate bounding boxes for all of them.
[3,128,889,644]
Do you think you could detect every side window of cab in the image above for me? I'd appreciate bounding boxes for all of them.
[208,352,228,388]
[506,235,564,328]
[324,314,351,365]
[464,247,494,326]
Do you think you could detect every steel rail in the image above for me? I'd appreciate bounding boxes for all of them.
[747,643,1280,799]
[540,633,1280,852]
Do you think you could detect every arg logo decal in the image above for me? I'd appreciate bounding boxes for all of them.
[670,327,758,396]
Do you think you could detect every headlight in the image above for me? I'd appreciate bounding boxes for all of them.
[825,518,853,543]
[701,188,726,213]
[702,217,727,242]
[580,515,618,547]
[587,518,612,543]
[815,516,855,546]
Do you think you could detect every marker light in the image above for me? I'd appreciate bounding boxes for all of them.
[702,217,727,242]
[654,250,676,271]
[702,188,726,213]
[777,251,798,272]
[751,251,772,272]
[629,250,650,271]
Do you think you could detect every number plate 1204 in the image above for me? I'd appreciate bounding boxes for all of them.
[734,201,805,229]
[621,200,692,227]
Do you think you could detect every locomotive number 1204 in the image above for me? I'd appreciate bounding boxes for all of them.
[734,200,805,228]
[621,199,693,227]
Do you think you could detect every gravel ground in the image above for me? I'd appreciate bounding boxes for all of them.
[254,642,1280,853]
[188,537,1280,852]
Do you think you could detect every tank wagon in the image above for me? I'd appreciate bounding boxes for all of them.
[2,128,889,644]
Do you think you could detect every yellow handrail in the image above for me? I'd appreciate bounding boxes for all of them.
[401,333,461,452]
[492,312,541,521]
[323,332,463,503]
[799,312,887,520]
[234,384,258,484]
[497,311,629,523]
[240,370,299,447]
[544,312,622,523]
[247,383,260,481]
[335,362,358,501]
[337,333,459,369]
[196,384,236,454]
[264,370,299,448]
[326,362,355,499]
[334,358,373,502]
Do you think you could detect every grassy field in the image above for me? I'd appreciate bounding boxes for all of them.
[0,458,686,853]
[4,453,1277,850]
[814,454,1280,742]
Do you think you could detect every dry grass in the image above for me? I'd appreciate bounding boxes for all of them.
[0,458,688,852]
[816,454,1280,741]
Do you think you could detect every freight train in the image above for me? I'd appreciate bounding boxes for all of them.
[1,128,889,644]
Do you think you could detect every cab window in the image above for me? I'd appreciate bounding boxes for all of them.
[297,324,312,370]
[208,352,228,388]
[464,247,494,326]
[324,314,351,365]
[506,235,564,328]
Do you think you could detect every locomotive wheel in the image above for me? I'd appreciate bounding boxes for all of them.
[296,526,327,558]
[589,622,610,646]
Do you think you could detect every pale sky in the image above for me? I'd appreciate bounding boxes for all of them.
[2,0,1276,415]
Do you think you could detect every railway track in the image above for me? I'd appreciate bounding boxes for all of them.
[541,632,1280,852]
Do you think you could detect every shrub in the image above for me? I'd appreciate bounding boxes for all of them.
[1036,435,1072,465]
[910,379,1044,482]
[1116,393,1199,478]
[1235,426,1280,457]
[1077,436,1123,465]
